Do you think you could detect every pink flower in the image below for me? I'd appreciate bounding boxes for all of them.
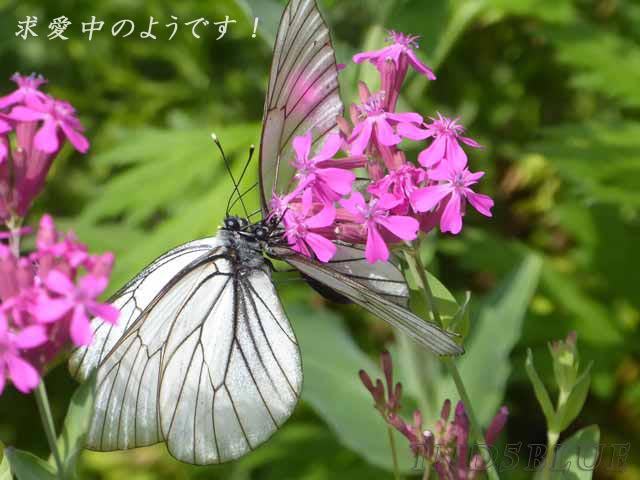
[368,163,426,214]
[349,93,423,155]
[35,270,119,346]
[283,190,337,262]
[398,113,483,169]
[9,96,89,154]
[0,73,48,110]
[0,311,46,394]
[353,31,436,81]
[341,192,419,263]
[411,164,493,235]
[292,131,361,203]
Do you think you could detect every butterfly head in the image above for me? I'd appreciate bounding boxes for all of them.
[223,216,250,232]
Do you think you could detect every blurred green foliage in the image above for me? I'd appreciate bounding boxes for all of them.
[0,0,639,478]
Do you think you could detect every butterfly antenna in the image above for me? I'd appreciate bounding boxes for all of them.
[236,145,255,190]
[211,133,248,218]
[228,181,259,213]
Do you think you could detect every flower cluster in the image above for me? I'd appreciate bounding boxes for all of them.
[0,74,116,396]
[0,216,118,395]
[0,73,89,219]
[271,31,493,264]
[360,351,508,479]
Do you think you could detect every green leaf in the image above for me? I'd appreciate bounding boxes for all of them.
[0,443,12,480]
[525,348,556,424]
[288,302,417,472]
[556,363,592,432]
[535,426,600,479]
[458,254,543,423]
[4,448,55,480]
[51,372,97,476]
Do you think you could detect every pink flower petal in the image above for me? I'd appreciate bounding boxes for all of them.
[314,133,342,162]
[377,215,419,241]
[387,112,423,124]
[406,49,437,80]
[306,205,336,229]
[440,193,463,234]
[350,120,373,156]
[0,371,5,395]
[70,306,93,346]
[316,168,355,196]
[44,270,75,295]
[0,91,24,110]
[33,297,74,323]
[418,136,446,167]
[375,119,401,147]
[89,301,120,325]
[60,121,89,153]
[365,224,389,263]
[447,138,468,171]
[14,326,47,349]
[6,354,40,393]
[397,122,431,141]
[411,184,452,212]
[305,232,337,263]
[34,118,60,154]
[376,193,403,211]
[79,274,108,299]
[460,135,483,149]
[293,131,312,163]
[465,191,494,217]
[340,192,366,220]
[7,105,44,122]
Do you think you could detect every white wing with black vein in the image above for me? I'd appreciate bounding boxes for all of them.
[259,0,343,212]
[72,239,301,465]
[271,245,463,356]
[69,237,220,382]
[327,243,409,307]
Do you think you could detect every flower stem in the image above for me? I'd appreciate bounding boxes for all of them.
[34,381,65,480]
[542,431,559,480]
[403,246,500,480]
[6,215,23,258]
[387,425,402,480]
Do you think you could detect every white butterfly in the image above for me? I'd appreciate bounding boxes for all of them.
[70,0,462,465]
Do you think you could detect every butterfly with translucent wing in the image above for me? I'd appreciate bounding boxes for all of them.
[69,0,463,465]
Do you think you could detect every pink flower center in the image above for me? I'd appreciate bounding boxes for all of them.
[432,117,464,138]
[359,93,386,118]
[388,31,420,49]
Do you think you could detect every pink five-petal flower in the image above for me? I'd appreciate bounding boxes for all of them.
[353,31,436,80]
[9,96,89,154]
[292,131,361,204]
[341,192,419,264]
[411,164,493,235]
[36,270,119,346]
[284,190,337,262]
[0,312,46,394]
[349,93,423,156]
[398,113,483,170]
[0,73,48,110]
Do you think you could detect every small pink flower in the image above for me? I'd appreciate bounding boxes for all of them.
[0,311,46,394]
[0,73,48,110]
[353,31,436,81]
[349,93,423,156]
[368,164,426,214]
[283,190,337,262]
[398,113,483,169]
[9,96,89,154]
[35,270,119,346]
[292,131,361,203]
[411,164,493,235]
[341,192,418,263]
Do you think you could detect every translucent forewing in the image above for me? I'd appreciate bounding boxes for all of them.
[259,0,343,214]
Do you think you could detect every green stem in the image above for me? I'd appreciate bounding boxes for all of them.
[403,246,500,480]
[542,431,559,480]
[7,217,65,479]
[34,380,64,479]
[387,425,402,480]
